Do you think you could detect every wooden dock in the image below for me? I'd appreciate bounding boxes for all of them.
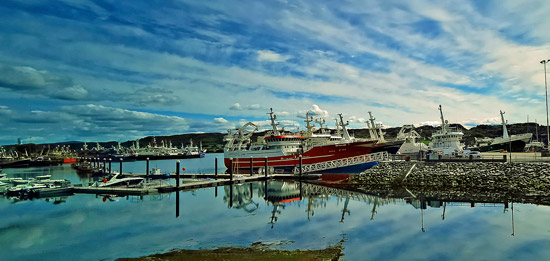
[70,173,317,196]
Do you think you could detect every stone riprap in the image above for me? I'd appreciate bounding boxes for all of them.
[351,161,550,193]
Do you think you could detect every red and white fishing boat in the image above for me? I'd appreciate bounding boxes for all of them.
[224,109,390,174]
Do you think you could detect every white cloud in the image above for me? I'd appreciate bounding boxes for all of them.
[229,103,262,111]
[308,104,329,118]
[257,50,291,62]
[229,103,242,110]
[214,117,229,123]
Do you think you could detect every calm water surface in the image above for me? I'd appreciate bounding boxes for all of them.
[2,153,550,260]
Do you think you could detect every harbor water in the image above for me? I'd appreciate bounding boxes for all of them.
[2,154,550,260]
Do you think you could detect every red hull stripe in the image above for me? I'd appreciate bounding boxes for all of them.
[265,135,304,139]
[225,140,377,168]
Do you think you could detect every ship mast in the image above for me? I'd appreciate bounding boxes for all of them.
[304,112,315,137]
[500,110,509,139]
[368,111,381,141]
[268,108,281,136]
[315,118,325,133]
[337,113,352,141]
[439,105,447,133]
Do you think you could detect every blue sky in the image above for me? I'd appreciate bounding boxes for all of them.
[0,0,549,144]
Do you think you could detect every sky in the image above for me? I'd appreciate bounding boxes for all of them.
[0,0,549,145]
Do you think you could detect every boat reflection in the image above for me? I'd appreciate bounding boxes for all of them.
[223,180,520,235]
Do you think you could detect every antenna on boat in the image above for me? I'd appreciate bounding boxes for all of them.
[500,110,509,139]
[267,108,280,136]
[315,118,326,133]
[337,113,352,141]
[368,112,380,141]
[438,105,447,133]
[304,112,315,137]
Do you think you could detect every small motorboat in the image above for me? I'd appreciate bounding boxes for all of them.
[95,172,144,187]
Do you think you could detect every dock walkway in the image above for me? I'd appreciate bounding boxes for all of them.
[70,173,311,196]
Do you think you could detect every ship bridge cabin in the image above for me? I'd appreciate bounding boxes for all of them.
[263,135,303,154]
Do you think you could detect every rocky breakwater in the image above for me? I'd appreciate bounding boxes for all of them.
[349,161,550,205]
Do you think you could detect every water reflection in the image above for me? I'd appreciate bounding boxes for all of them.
[217,180,526,236]
[1,176,546,260]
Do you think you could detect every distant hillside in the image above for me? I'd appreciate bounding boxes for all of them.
[3,122,544,155]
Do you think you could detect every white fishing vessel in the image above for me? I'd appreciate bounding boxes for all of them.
[428,105,466,158]
[397,125,429,155]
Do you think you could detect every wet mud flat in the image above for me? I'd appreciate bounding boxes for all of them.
[349,161,550,205]
[118,241,345,261]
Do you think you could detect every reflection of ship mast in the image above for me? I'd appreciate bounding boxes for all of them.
[269,203,283,229]
[339,197,350,223]
[511,202,515,236]
[421,200,425,232]
[307,197,315,221]
[442,202,446,220]
[371,197,378,220]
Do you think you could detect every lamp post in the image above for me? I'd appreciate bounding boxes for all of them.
[542,59,550,152]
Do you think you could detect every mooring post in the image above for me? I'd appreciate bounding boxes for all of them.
[264,156,268,179]
[299,155,303,177]
[176,160,180,188]
[109,158,112,174]
[229,184,233,208]
[176,191,180,218]
[215,157,218,179]
[146,158,150,182]
[103,158,106,174]
[229,158,233,182]
[250,183,253,199]
[250,156,253,176]
[119,158,123,174]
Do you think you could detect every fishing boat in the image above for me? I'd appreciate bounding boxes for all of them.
[364,111,405,154]
[427,105,467,158]
[396,125,429,155]
[472,111,532,152]
[224,109,388,175]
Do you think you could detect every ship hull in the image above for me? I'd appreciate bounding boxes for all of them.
[372,140,405,154]
[478,139,530,152]
[224,140,378,173]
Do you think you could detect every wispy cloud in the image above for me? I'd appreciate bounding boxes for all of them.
[0,0,548,144]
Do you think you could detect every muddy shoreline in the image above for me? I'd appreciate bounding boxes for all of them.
[118,240,345,261]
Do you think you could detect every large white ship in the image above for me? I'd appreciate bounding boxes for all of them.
[428,105,466,158]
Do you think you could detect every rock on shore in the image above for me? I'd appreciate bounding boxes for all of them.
[351,161,550,194]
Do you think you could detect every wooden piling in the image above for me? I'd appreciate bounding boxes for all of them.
[264,156,268,178]
[119,158,123,174]
[250,156,253,175]
[176,160,180,188]
[108,158,112,174]
[176,191,180,218]
[250,183,253,199]
[229,184,233,208]
[299,155,303,177]
[146,158,150,182]
[103,158,106,173]
[229,158,233,182]
[215,157,218,179]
